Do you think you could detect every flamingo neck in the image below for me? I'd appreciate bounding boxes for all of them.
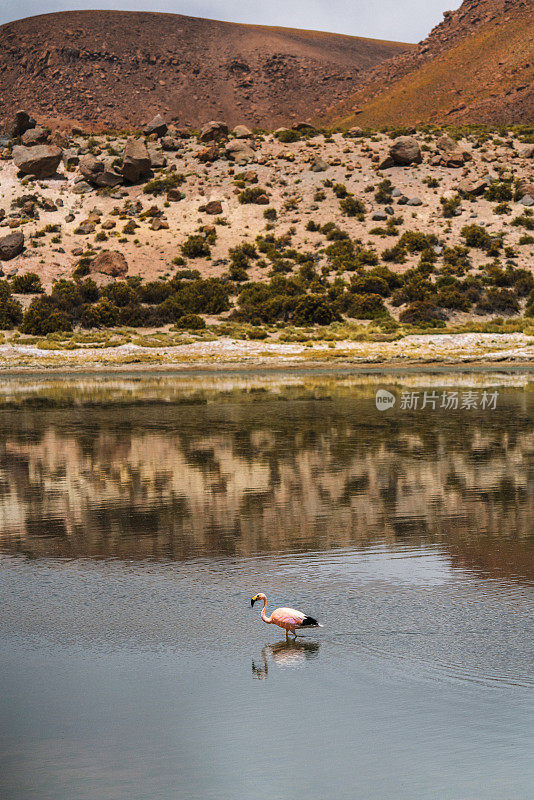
[260,599,272,624]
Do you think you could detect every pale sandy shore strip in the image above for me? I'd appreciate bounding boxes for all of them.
[0,332,533,372]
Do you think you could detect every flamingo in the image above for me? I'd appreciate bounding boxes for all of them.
[250,593,322,639]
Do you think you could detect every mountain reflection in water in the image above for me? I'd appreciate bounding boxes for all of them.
[0,372,532,586]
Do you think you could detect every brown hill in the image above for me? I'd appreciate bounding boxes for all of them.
[0,10,410,130]
[327,0,534,127]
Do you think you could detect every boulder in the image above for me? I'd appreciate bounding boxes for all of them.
[233,125,253,138]
[79,154,123,187]
[436,134,472,167]
[72,181,92,194]
[0,230,24,260]
[197,144,220,163]
[13,144,62,178]
[204,200,223,215]
[91,250,128,277]
[520,145,534,159]
[62,148,80,168]
[121,138,151,183]
[143,114,168,138]
[147,148,167,169]
[311,157,328,172]
[160,136,182,151]
[389,136,422,166]
[21,126,50,146]
[457,176,488,197]
[199,121,229,142]
[4,111,35,138]
[516,179,534,198]
[225,140,254,163]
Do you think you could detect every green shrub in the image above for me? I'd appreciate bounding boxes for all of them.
[137,280,173,304]
[476,288,519,314]
[461,224,493,251]
[175,314,206,330]
[292,293,340,326]
[399,300,445,326]
[333,183,349,198]
[0,280,23,329]
[174,278,230,314]
[350,275,390,297]
[275,129,301,143]
[485,182,513,202]
[436,288,471,311]
[181,235,211,259]
[143,173,184,196]
[399,230,438,253]
[346,293,387,320]
[101,281,138,307]
[21,296,71,335]
[440,195,462,218]
[374,179,393,204]
[238,186,269,204]
[339,197,366,219]
[80,298,119,328]
[10,272,44,293]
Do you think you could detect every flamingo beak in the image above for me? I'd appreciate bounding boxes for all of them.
[251,596,257,607]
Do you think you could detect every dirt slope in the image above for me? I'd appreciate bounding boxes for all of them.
[327,0,534,127]
[0,10,410,130]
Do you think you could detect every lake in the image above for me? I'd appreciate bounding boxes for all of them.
[0,370,533,800]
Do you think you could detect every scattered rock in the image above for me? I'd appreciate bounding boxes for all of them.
[199,121,229,142]
[160,136,182,151]
[233,125,253,138]
[436,134,472,167]
[13,144,62,178]
[147,148,167,169]
[21,126,50,146]
[72,181,92,194]
[121,138,152,183]
[0,230,24,260]
[62,148,80,168]
[79,154,123,187]
[91,250,128,277]
[204,200,223,215]
[143,114,168,138]
[225,140,254,163]
[388,136,422,166]
[3,110,35,138]
[457,176,488,196]
[198,144,220,163]
[311,157,328,172]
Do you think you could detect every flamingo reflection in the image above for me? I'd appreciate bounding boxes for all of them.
[252,638,321,679]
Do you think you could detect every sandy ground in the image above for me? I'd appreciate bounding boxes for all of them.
[0,331,533,371]
[1,131,533,297]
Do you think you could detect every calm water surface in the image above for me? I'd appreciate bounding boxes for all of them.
[0,371,533,800]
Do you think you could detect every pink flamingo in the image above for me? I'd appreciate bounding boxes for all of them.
[251,593,322,639]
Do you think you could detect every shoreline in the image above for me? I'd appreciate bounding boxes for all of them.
[0,331,533,374]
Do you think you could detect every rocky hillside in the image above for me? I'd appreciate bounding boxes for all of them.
[0,10,410,131]
[328,0,534,127]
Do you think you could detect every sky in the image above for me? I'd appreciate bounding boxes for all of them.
[0,0,463,43]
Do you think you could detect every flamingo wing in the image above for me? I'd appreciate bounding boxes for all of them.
[272,607,320,629]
